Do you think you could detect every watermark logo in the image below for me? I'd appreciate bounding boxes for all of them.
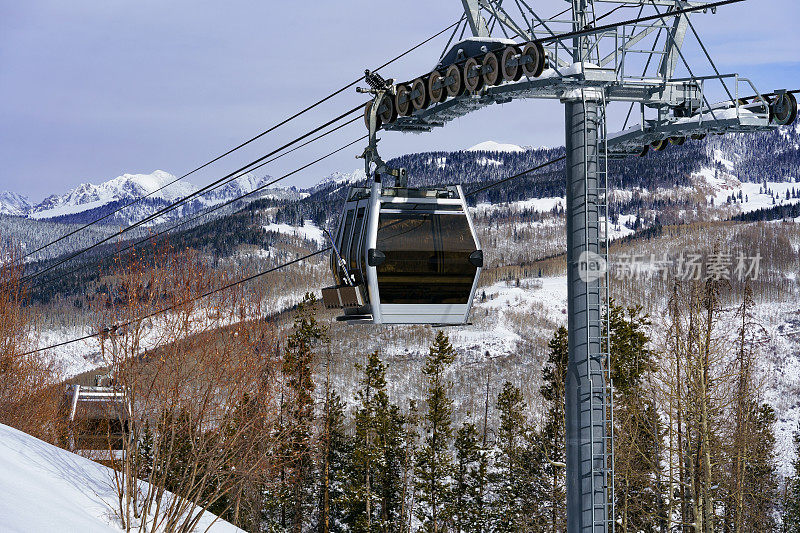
[579,250,608,283]
[612,252,762,282]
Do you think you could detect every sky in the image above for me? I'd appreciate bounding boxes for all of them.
[1,0,798,202]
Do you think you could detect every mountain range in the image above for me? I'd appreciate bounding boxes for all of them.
[0,170,300,225]
[0,140,566,222]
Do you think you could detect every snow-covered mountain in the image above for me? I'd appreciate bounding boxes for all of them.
[30,170,194,219]
[0,191,32,216]
[6,170,298,225]
[467,140,527,153]
[311,168,367,190]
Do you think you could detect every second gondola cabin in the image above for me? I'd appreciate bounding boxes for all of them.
[323,182,482,324]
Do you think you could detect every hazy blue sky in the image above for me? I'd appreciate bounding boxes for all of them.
[1,0,798,201]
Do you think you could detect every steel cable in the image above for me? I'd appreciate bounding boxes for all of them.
[24,153,568,355]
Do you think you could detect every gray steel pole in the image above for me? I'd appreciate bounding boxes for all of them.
[566,1,609,531]
[565,99,607,533]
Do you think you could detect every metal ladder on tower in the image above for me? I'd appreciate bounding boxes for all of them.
[581,81,615,533]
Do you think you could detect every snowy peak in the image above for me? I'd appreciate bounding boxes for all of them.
[32,170,192,218]
[102,170,191,200]
[467,140,526,153]
[313,168,367,190]
[0,191,32,216]
[20,170,286,223]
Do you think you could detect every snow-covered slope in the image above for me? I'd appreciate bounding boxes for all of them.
[692,166,800,215]
[0,191,32,216]
[467,140,526,153]
[0,423,242,533]
[264,219,325,244]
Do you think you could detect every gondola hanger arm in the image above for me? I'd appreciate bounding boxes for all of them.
[356,70,407,186]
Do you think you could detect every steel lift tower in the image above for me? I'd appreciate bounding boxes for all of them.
[369,0,796,530]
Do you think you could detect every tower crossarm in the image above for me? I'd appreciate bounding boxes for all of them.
[606,103,776,157]
[384,73,705,133]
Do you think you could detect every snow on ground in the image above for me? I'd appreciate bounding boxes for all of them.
[0,191,32,216]
[474,198,636,242]
[752,303,800,477]
[693,166,800,215]
[712,149,737,172]
[37,328,105,378]
[446,275,568,359]
[237,247,274,261]
[426,156,448,169]
[40,254,328,379]
[467,140,526,153]
[475,156,503,167]
[264,219,325,244]
[607,214,637,240]
[475,196,565,214]
[39,310,245,379]
[0,423,242,533]
[31,198,117,219]
[480,276,567,317]
[461,274,800,476]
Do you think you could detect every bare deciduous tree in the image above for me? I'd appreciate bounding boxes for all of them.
[92,245,287,533]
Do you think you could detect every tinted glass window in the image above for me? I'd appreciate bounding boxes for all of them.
[336,210,355,284]
[376,212,478,304]
[349,207,366,283]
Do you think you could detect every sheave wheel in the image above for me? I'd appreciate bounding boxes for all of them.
[363,101,381,130]
[445,64,464,98]
[410,77,430,111]
[772,92,798,125]
[428,71,447,104]
[482,52,502,86]
[463,57,483,93]
[395,84,412,117]
[378,93,397,124]
[520,42,545,78]
[500,45,521,82]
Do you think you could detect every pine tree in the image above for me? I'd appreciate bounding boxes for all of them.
[136,421,155,480]
[344,351,406,533]
[374,384,406,531]
[540,326,568,533]
[492,381,539,532]
[398,400,419,533]
[208,393,262,528]
[737,403,778,532]
[604,304,662,532]
[607,304,655,396]
[415,331,457,532]
[318,389,351,533]
[784,421,800,532]
[279,293,327,532]
[452,422,483,533]
[492,382,549,532]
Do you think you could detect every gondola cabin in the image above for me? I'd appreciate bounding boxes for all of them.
[64,375,130,465]
[323,182,482,324]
